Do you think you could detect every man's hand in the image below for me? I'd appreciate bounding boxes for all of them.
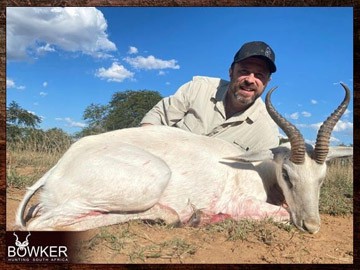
[140,123,153,127]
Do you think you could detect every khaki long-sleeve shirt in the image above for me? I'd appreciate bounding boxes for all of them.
[141,76,280,152]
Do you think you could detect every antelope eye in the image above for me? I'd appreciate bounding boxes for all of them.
[282,168,293,188]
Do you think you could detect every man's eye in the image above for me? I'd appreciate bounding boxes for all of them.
[239,69,249,75]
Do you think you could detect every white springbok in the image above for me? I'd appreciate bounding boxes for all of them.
[15,83,352,233]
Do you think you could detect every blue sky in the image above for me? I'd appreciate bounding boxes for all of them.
[6,7,353,145]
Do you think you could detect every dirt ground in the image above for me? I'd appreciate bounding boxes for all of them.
[6,187,353,264]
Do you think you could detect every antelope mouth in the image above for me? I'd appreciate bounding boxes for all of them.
[281,201,289,209]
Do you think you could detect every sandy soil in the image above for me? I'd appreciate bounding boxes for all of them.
[6,187,353,264]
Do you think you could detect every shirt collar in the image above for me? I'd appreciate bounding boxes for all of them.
[214,79,229,102]
[210,79,229,119]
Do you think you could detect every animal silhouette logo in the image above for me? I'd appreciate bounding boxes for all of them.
[13,232,31,251]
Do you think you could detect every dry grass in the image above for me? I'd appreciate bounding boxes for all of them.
[6,133,72,188]
[320,157,353,215]
[6,149,68,188]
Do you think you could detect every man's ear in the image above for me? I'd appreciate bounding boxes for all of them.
[229,67,233,79]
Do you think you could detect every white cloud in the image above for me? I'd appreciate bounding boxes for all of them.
[27,110,37,115]
[289,112,299,120]
[7,78,25,90]
[310,122,322,131]
[124,55,180,70]
[128,46,138,54]
[36,43,55,55]
[43,81,48,87]
[301,111,311,117]
[55,117,87,128]
[306,136,345,146]
[7,7,116,60]
[6,79,15,88]
[295,123,307,128]
[95,62,134,82]
[344,109,351,117]
[39,91,48,96]
[333,81,343,85]
[333,120,353,132]
[330,136,341,143]
[310,119,353,132]
[310,99,318,105]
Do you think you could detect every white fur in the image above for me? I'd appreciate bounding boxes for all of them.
[15,125,352,233]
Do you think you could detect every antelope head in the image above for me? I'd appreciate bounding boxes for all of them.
[265,83,351,233]
[13,232,31,250]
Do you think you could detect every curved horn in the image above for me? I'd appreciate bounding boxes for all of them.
[312,83,351,164]
[13,232,19,242]
[13,232,21,246]
[265,87,306,164]
[25,232,31,242]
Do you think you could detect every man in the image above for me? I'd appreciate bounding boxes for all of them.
[140,41,280,152]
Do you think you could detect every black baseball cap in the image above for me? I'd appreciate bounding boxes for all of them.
[232,41,276,73]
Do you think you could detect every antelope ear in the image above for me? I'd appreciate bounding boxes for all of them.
[223,149,274,163]
[326,146,353,161]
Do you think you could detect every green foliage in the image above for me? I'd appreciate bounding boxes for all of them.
[106,90,162,130]
[82,103,109,135]
[7,171,32,188]
[7,101,42,128]
[6,101,73,153]
[7,101,42,143]
[76,90,162,137]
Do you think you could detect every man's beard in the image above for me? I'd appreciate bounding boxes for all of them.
[230,81,259,106]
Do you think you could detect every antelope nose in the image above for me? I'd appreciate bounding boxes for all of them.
[303,218,320,234]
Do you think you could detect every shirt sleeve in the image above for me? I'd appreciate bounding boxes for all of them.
[140,80,193,126]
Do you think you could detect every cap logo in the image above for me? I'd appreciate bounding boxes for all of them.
[265,47,272,58]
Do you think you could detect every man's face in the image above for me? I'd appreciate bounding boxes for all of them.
[228,57,271,109]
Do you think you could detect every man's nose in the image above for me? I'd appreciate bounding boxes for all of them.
[245,73,256,83]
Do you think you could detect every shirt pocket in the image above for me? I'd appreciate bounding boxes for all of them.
[233,138,250,152]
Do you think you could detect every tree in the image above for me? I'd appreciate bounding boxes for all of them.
[77,90,162,137]
[105,90,162,130]
[83,103,109,134]
[7,101,41,128]
[6,101,42,143]
[6,102,72,152]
